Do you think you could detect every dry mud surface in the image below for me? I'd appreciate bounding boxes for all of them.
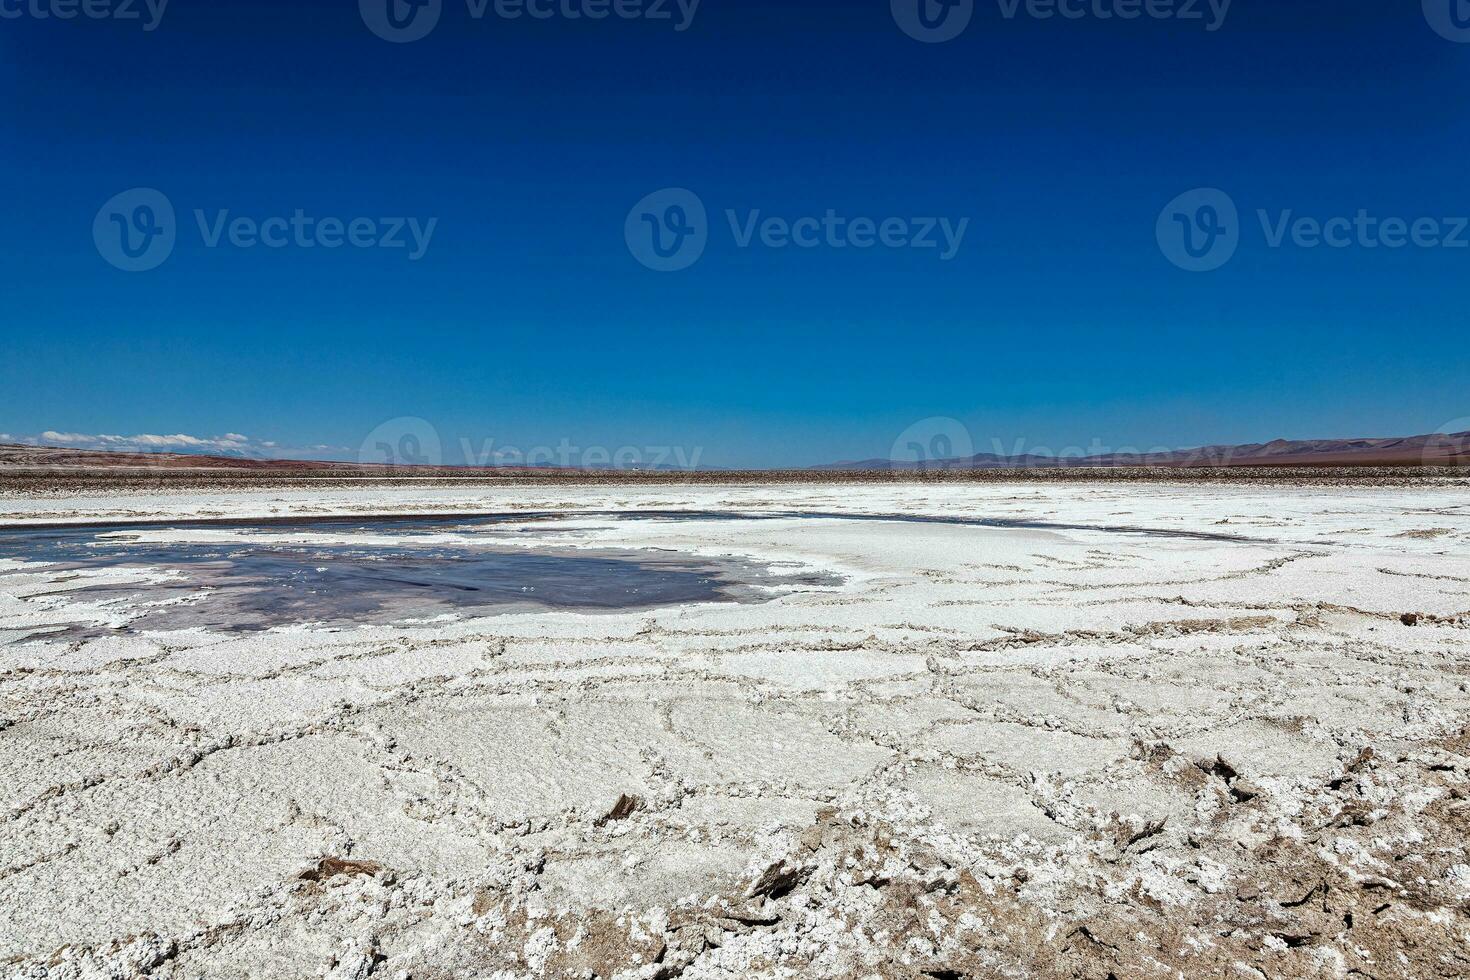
[1,481,1468,979]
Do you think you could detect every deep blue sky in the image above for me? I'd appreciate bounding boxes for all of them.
[2,0,1467,466]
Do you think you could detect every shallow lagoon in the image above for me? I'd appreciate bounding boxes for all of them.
[0,515,832,637]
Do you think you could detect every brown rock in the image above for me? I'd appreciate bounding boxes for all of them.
[298,857,382,881]
[595,793,644,827]
[748,859,810,899]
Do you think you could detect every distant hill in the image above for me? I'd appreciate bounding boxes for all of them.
[0,443,669,475]
[816,431,1470,470]
[1,430,1466,475]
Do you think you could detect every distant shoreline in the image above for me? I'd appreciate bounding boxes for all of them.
[3,466,1468,498]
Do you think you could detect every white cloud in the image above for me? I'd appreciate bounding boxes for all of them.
[39,430,252,450]
[14,430,352,461]
[28,430,294,458]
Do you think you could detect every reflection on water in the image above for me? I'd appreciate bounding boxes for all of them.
[0,517,833,639]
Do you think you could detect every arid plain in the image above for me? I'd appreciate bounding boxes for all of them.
[1,477,1468,979]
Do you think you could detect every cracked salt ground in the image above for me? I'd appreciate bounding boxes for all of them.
[0,483,1468,978]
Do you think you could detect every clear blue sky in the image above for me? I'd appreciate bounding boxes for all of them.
[2,0,1467,466]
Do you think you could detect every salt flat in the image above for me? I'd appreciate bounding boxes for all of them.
[0,481,1468,979]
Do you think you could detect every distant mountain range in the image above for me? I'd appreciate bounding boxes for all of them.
[0,443,679,474]
[0,443,347,471]
[817,432,1470,470]
[1,430,1467,473]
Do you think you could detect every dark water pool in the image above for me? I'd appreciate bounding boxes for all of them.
[0,505,1243,641]
[0,519,831,639]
